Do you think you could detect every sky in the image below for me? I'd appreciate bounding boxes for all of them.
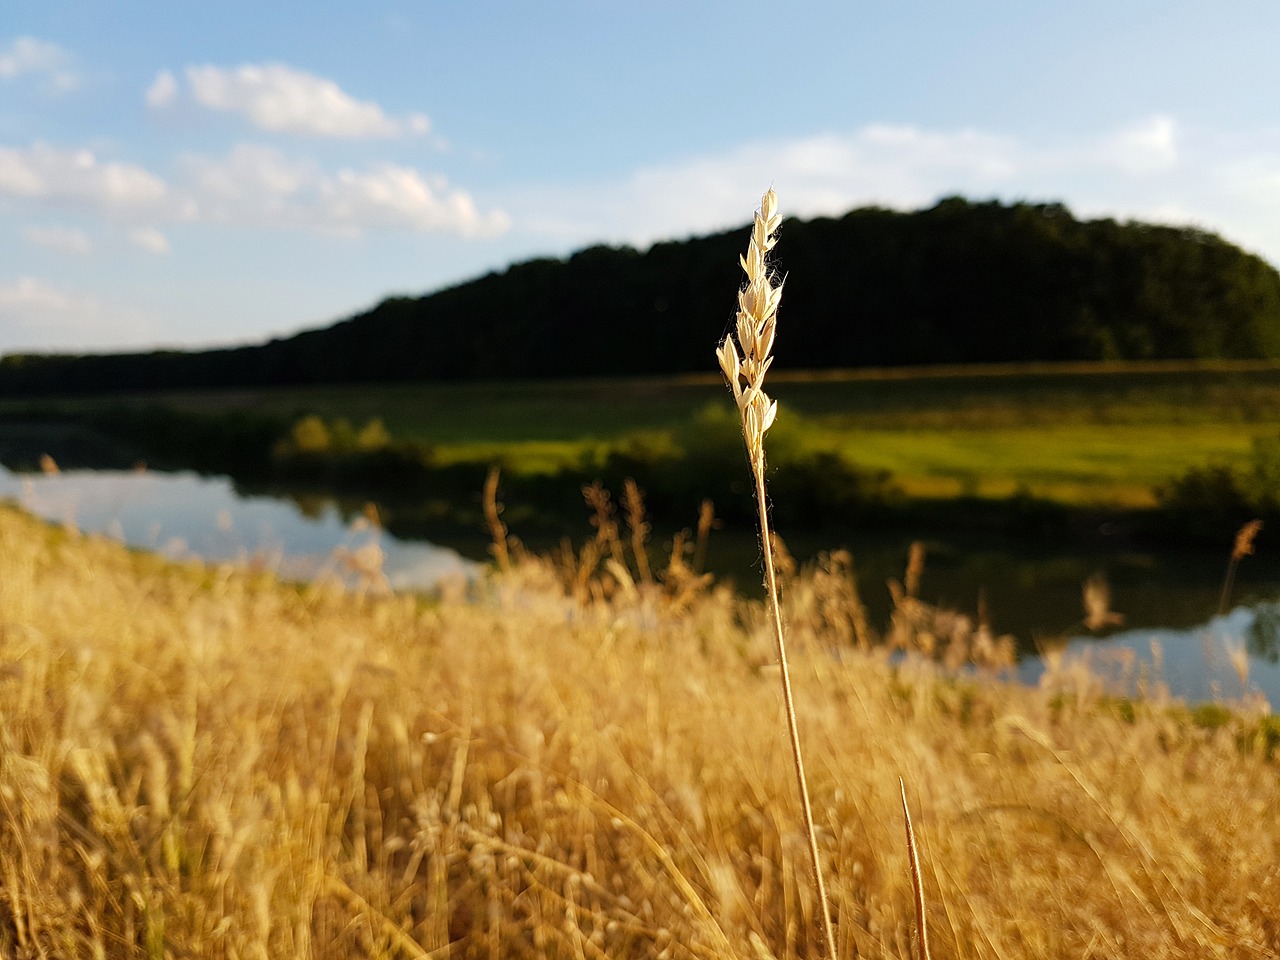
[3,1,1280,355]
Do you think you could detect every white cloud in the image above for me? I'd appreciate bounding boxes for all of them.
[180,63,431,139]
[23,225,92,254]
[499,115,1198,250]
[181,144,508,236]
[503,126,1028,245]
[0,277,157,352]
[0,37,77,91]
[129,227,170,255]
[0,140,507,239]
[0,143,169,217]
[1081,115,1178,176]
[146,69,177,108]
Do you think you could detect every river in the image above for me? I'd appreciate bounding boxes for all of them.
[1,464,1276,706]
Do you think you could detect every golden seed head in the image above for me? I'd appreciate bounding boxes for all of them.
[1232,519,1263,561]
[718,189,783,463]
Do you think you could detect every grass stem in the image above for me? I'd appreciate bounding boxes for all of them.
[720,189,839,960]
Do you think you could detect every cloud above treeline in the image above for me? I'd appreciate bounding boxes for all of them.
[0,277,159,351]
[7,108,1280,265]
[147,63,431,139]
[181,144,508,236]
[488,113,1280,270]
[0,141,509,239]
[505,115,1190,245]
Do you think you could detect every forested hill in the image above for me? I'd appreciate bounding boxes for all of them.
[5,196,1280,395]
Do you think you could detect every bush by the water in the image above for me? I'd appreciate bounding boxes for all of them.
[594,402,899,526]
[1157,433,1280,536]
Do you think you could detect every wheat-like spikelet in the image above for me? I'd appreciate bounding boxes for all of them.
[718,190,839,960]
[717,189,783,470]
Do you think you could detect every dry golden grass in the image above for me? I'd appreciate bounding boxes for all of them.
[0,503,1277,958]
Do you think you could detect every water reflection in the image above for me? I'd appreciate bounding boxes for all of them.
[1,464,1277,705]
[1016,609,1280,706]
[1247,603,1280,664]
[0,466,477,591]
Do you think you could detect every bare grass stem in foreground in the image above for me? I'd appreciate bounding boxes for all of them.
[717,190,839,960]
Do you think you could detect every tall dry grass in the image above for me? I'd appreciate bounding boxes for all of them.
[0,504,1277,958]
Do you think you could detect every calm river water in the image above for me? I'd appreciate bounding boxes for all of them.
[2,465,1277,706]
[0,466,477,591]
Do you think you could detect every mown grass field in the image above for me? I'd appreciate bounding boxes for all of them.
[88,359,1280,507]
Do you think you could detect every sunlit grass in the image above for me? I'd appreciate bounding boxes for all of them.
[431,438,601,473]
[0,500,1276,958]
[818,422,1273,506]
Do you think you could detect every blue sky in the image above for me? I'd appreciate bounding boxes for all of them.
[3,1,1279,355]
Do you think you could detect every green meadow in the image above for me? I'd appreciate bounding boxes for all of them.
[101,359,1280,508]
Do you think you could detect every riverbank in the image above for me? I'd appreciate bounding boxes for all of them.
[6,359,1280,515]
[0,504,1275,957]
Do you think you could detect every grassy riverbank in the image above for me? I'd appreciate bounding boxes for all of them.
[13,360,1280,509]
[0,504,1276,958]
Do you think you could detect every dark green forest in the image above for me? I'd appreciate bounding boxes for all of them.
[4,196,1280,395]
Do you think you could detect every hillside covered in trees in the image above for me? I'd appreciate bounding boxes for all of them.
[4,197,1280,395]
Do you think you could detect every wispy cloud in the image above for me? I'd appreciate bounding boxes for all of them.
[0,141,508,238]
[182,144,508,236]
[0,277,157,352]
[23,225,92,255]
[156,63,431,139]
[1098,115,1178,175]
[0,143,170,217]
[0,36,78,91]
[145,69,178,109]
[4,114,1279,268]
[128,227,170,255]
[491,113,1280,269]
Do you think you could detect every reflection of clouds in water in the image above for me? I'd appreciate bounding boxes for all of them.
[1018,608,1280,707]
[0,466,478,592]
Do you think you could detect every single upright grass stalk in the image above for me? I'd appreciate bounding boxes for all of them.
[718,190,839,960]
[1219,519,1262,615]
[900,779,932,960]
[483,465,511,571]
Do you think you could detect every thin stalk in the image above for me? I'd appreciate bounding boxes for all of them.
[753,461,839,960]
[900,779,932,960]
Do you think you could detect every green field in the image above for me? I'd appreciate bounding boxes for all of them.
[60,359,1280,508]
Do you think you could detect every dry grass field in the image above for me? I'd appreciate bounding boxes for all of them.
[0,501,1277,959]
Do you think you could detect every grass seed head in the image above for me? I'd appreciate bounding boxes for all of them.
[718,189,784,466]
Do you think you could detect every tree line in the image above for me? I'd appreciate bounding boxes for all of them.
[4,196,1280,395]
